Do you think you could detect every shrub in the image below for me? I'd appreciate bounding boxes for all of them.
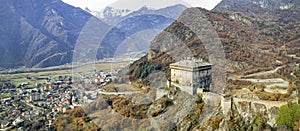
[196,93,203,103]
[276,102,300,128]
[165,84,169,90]
[71,107,85,117]
[236,86,243,90]
[136,61,161,79]
[196,103,205,116]
[160,97,173,108]
[256,91,290,101]
[248,85,255,92]
[175,79,179,84]
[212,11,229,18]
[212,117,223,130]
[287,85,295,95]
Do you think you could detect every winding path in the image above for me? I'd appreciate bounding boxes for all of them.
[229,66,290,93]
[85,89,139,96]
[243,66,284,78]
[97,91,139,95]
[233,97,292,109]
[288,55,300,60]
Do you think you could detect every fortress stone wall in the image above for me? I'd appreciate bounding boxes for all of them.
[170,59,212,95]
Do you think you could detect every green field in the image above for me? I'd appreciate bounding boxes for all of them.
[0,61,130,86]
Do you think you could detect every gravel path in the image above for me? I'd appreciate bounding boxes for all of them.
[230,66,289,94]
[243,66,284,78]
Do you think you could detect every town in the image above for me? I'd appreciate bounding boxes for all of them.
[0,70,115,130]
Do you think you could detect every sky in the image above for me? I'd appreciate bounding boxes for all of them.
[62,0,222,11]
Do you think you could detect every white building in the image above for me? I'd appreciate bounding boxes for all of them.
[170,59,212,95]
[29,92,43,102]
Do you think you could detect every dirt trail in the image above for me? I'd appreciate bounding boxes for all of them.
[233,97,291,109]
[243,66,284,78]
[230,66,289,93]
[288,55,300,60]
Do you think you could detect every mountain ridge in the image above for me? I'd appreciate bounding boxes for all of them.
[0,0,105,68]
[97,4,187,26]
[213,0,300,21]
[0,1,186,68]
[95,4,187,60]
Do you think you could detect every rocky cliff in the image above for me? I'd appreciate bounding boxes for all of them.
[54,86,286,130]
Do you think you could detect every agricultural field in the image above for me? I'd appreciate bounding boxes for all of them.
[0,61,130,87]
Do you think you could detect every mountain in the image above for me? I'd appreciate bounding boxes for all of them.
[96,4,187,59]
[119,4,187,24]
[128,1,300,87]
[0,0,108,68]
[97,6,132,26]
[97,14,175,59]
[213,0,300,21]
[84,7,98,16]
[0,1,186,68]
[98,4,187,26]
[212,0,300,62]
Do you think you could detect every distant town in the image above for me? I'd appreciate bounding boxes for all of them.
[0,70,115,130]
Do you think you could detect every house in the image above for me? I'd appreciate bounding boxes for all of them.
[43,84,53,90]
[1,120,11,129]
[29,92,43,102]
[1,98,11,103]
[94,78,105,84]
[170,59,212,95]
[12,117,24,126]
[58,76,65,81]
[20,82,29,87]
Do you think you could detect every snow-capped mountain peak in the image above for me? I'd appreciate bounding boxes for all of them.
[98,6,132,19]
[84,7,98,16]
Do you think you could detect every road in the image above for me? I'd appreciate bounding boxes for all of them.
[243,66,284,78]
[85,89,139,96]
[229,66,290,93]
[97,91,139,95]
[288,55,300,60]
[21,100,46,111]
[233,97,296,109]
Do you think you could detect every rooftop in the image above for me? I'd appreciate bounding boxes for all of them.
[170,59,211,69]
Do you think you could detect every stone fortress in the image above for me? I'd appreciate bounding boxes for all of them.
[170,58,212,95]
[168,58,231,115]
